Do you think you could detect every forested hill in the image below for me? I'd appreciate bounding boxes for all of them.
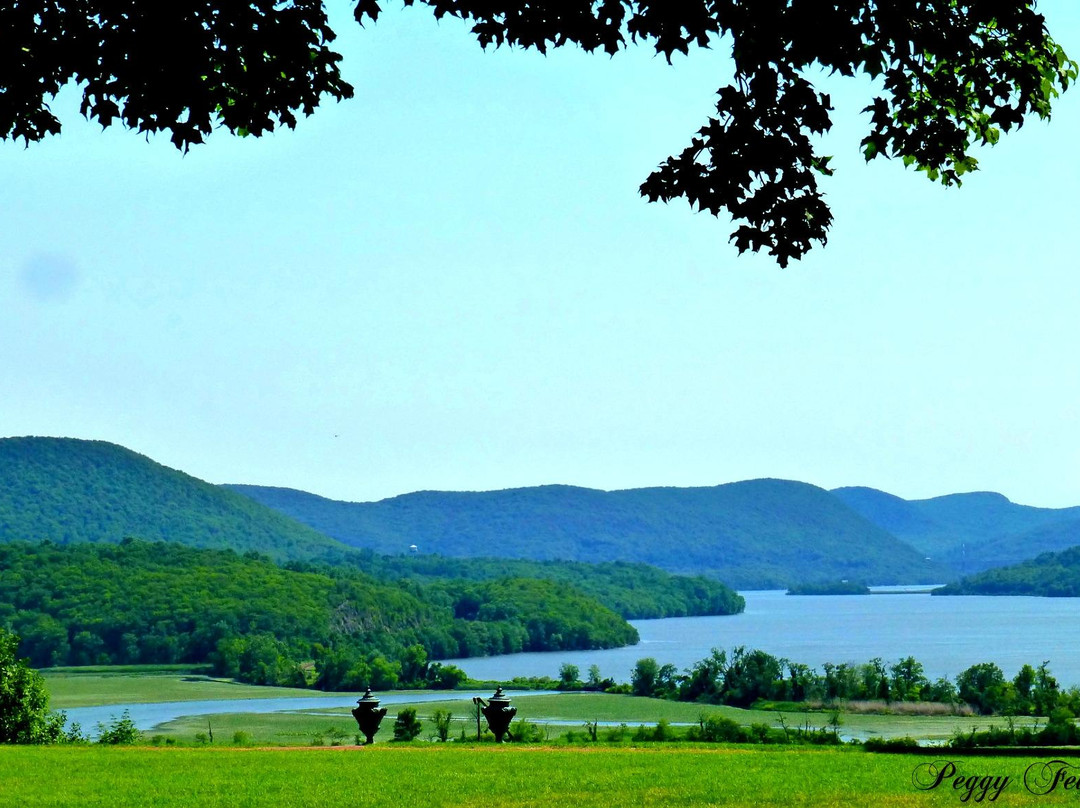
[0,436,744,623]
[933,545,1080,597]
[0,540,638,687]
[227,480,940,588]
[831,486,1080,574]
[341,553,745,620]
[0,437,350,561]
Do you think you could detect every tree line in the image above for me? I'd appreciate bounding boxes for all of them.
[626,647,1080,718]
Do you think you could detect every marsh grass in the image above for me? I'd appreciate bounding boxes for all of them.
[45,673,1031,747]
[42,668,319,709]
[150,703,1030,749]
[760,700,975,717]
[843,701,975,717]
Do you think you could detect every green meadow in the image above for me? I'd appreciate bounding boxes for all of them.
[4,745,1071,808]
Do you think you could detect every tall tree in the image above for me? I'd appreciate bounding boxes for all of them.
[0,629,65,744]
[630,656,660,697]
[3,2,1075,265]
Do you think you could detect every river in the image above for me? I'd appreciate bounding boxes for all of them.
[69,590,1080,733]
[441,589,1080,686]
[64,691,556,735]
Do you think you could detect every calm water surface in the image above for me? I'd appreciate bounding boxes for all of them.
[441,590,1080,686]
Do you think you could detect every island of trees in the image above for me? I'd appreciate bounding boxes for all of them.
[785,581,870,596]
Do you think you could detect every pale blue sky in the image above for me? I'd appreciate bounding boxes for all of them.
[4,3,1080,506]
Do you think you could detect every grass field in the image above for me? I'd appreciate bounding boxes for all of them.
[4,745,1072,808]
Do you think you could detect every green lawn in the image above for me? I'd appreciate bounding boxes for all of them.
[4,745,1071,807]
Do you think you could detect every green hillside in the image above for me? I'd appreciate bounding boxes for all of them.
[955,519,1080,572]
[0,540,638,686]
[933,544,1080,597]
[828,487,949,555]
[0,436,743,624]
[0,437,350,561]
[832,486,1080,574]
[338,552,745,619]
[228,480,941,588]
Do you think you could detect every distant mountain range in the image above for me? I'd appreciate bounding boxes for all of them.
[831,486,1080,575]
[4,436,1080,589]
[226,480,940,588]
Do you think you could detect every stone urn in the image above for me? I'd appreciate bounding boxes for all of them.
[480,687,517,743]
[351,687,388,744]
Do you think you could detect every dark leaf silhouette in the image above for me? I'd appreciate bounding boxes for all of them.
[3,1,1075,264]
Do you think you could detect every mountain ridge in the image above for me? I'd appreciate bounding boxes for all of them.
[9,435,1077,589]
[831,485,1080,574]
[227,478,941,588]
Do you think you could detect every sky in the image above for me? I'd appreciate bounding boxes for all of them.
[4,3,1080,508]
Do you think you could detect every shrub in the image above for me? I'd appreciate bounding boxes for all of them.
[748,723,773,744]
[508,719,547,743]
[631,720,673,742]
[604,723,629,742]
[96,711,141,745]
[431,709,453,742]
[863,736,921,753]
[63,722,88,744]
[393,708,423,742]
[688,714,743,743]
